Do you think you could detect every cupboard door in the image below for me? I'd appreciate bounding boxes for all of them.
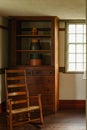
[41,94,55,114]
[27,76,55,113]
[14,18,54,66]
[27,76,54,94]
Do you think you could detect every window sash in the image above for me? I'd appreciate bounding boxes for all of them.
[65,22,86,72]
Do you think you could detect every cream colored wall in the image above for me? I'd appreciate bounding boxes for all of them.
[59,21,86,100]
[0,17,8,103]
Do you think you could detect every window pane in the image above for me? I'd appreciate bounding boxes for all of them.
[76,63,83,71]
[84,54,86,62]
[76,34,83,43]
[84,63,86,70]
[69,54,75,62]
[76,54,83,62]
[76,44,83,53]
[69,34,75,43]
[84,25,86,33]
[84,34,86,43]
[68,63,75,71]
[69,45,75,53]
[68,25,75,33]
[84,44,86,53]
[76,25,83,33]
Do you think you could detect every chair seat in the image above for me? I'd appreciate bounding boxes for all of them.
[8,106,40,114]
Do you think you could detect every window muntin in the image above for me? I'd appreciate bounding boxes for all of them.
[66,23,86,72]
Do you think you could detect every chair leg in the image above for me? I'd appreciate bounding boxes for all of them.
[9,112,13,130]
[28,112,31,121]
[38,95,44,124]
[40,108,44,124]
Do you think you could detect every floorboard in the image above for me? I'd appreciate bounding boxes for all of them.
[0,109,86,130]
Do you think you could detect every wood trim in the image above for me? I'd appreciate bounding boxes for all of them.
[59,67,65,73]
[9,16,58,21]
[0,25,8,30]
[0,104,2,113]
[59,28,65,31]
[0,102,6,113]
[0,100,85,112]
[59,100,85,109]
[0,68,5,74]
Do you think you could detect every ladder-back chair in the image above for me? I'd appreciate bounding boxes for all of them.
[5,69,43,130]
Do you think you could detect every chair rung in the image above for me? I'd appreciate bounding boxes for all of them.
[28,118,41,122]
[8,84,26,88]
[13,118,41,126]
[13,120,30,126]
[8,92,26,96]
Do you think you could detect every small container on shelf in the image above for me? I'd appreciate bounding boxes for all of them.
[31,27,38,35]
[29,54,42,66]
[29,38,42,66]
[30,39,41,50]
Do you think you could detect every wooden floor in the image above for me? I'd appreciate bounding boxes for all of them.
[0,109,86,130]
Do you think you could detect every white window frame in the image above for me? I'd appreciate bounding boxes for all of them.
[65,21,86,73]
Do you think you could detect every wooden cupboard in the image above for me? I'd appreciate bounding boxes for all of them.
[8,16,59,114]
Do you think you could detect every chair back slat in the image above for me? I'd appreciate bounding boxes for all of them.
[8,92,27,96]
[8,84,26,88]
[5,69,29,110]
[11,100,27,105]
[7,76,25,80]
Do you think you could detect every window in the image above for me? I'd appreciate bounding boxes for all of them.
[66,22,86,72]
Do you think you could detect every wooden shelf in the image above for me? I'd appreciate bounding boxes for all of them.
[16,50,51,52]
[16,34,51,37]
[21,28,51,31]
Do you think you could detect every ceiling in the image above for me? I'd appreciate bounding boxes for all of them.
[0,0,86,19]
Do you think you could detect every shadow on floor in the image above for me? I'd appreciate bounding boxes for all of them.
[0,109,86,130]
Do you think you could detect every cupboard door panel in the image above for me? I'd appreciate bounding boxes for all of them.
[27,76,55,95]
[27,76,55,113]
[41,94,55,114]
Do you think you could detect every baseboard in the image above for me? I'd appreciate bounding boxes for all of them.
[59,100,85,110]
[0,100,85,113]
